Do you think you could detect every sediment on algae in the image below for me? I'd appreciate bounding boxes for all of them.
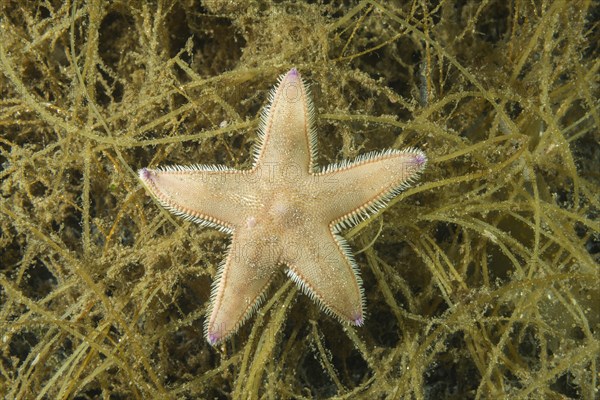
[0,1,598,398]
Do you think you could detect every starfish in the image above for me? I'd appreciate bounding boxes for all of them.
[139,68,427,345]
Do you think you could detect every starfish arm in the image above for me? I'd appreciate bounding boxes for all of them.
[253,68,318,172]
[283,226,365,325]
[315,149,427,229]
[205,228,280,345]
[138,166,251,231]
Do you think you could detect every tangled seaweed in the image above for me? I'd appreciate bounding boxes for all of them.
[1,1,598,398]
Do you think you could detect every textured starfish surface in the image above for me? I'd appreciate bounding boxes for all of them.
[139,68,427,345]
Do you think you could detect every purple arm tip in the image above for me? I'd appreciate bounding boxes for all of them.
[139,167,152,181]
[351,311,364,327]
[415,152,427,166]
[208,333,220,346]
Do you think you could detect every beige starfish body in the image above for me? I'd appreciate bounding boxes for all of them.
[139,68,427,344]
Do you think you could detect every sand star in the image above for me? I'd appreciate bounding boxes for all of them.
[139,68,427,345]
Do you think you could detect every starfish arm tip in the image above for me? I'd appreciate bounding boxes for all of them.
[414,151,427,167]
[352,312,364,326]
[138,167,152,181]
[207,332,221,346]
